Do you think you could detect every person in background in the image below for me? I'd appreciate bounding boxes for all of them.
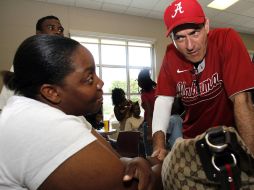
[125,101,144,131]
[152,0,254,160]
[137,69,156,155]
[137,69,156,141]
[0,15,64,111]
[0,34,162,190]
[112,88,132,131]
[124,101,146,157]
[36,15,64,36]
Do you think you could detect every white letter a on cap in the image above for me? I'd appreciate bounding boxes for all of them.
[172,2,184,18]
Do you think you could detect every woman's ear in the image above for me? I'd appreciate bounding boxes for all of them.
[40,84,61,104]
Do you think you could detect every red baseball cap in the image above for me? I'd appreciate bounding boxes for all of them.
[164,0,205,37]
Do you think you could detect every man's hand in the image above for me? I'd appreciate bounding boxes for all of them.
[151,148,168,161]
[151,131,168,160]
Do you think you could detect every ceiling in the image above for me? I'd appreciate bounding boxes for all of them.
[34,0,254,35]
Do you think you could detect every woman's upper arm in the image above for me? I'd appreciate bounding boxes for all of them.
[38,139,138,190]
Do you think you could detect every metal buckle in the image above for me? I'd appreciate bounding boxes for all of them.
[212,153,237,171]
[205,129,228,153]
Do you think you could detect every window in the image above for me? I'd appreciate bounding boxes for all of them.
[248,50,254,63]
[70,31,155,120]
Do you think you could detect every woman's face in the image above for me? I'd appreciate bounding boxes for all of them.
[132,104,141,117]
[58,45,104,116]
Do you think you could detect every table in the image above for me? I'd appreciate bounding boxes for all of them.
[96,128,117,136]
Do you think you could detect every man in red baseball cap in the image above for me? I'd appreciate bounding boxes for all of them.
[152,0,254,164]
[164,0,205,37]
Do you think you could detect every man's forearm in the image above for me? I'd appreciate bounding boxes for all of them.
[151,96,173,159]
[232,92,254,155]
[153,131,166,150]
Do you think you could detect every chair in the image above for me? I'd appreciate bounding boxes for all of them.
[116,131,142,158]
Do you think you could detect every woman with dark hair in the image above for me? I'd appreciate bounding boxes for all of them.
[0,35,162,190]
[125,101,144,131]
[138,69,156,128]
[112,87,132,131]
[137,69,157,155]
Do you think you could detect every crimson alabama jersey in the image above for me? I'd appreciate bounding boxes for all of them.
[156,28,254,138]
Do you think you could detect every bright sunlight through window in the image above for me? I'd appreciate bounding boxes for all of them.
[71,32,155,121]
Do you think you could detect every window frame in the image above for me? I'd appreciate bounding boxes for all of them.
[69,30,156,119]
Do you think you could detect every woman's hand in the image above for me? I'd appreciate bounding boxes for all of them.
[122,157,162,190]
[119,101,132,114]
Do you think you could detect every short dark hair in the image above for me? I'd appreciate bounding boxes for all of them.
[1,34,80,99]
[171,23,205,39]
[36,15,60,31]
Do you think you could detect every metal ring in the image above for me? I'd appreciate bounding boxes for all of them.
[205,131,228,152]
[212,153,237,171]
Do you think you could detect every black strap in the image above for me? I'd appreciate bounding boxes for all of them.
[218,163,241,190]
[196,126,254,190]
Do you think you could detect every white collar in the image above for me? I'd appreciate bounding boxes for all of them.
[194,59,205,74]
